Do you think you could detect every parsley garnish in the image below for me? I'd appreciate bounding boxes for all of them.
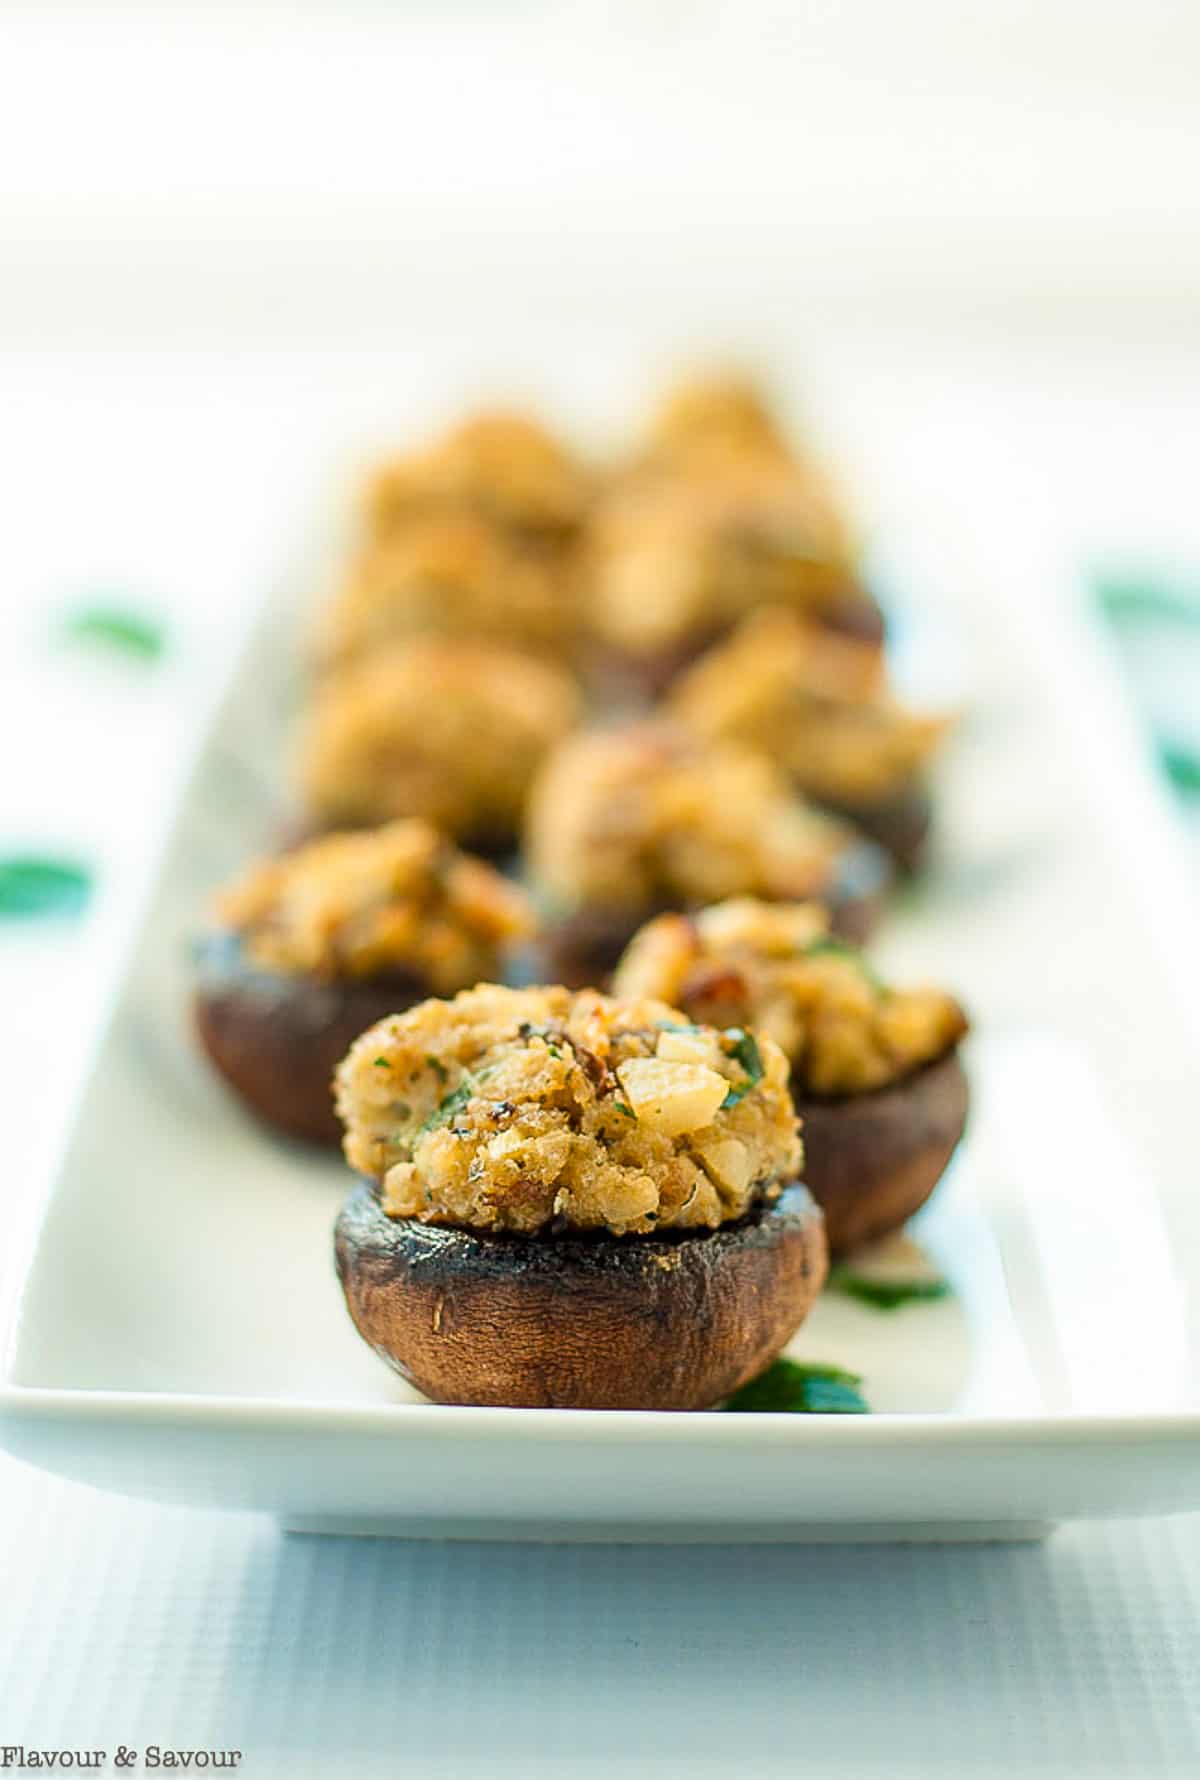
[425,1055,448,1082]
[720,1027,764,1108]
[417,1065,498,1135]
[723,1359,868,1414]
[0,855,93,919]
[613,1100,635,1119]
[829,1266,951,1311]
[59,604,166,661]
[373,1056,389,1069]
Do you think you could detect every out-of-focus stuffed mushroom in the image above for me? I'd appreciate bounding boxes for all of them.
[582,451,880,704]
[640,369,795,468]
[299,637,581,853]
[524,721,890,986]
[670,607,953,870]
[365,409,590,550]
[312,510,576,671]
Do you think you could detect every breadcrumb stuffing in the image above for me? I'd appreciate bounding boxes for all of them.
[645,371,790,464]
[583,451,858,656]
[336,983,803,1236]
[671,607,952,802]
[365,410,590,541]
[613,898,968,1096]
[313,511,574,668]
[214,820,532,991]
[525,721,856,914]
[300,637,581,840]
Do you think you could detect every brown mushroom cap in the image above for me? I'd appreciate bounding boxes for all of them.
[793,1051,968,1254]
[816,779,934,875]
[193,930,426,1145]
[334,1181,827,1409]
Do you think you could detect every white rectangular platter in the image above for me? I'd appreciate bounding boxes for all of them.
[3,517,1200,1541]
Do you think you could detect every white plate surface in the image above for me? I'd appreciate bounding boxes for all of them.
[3,523,1200,1541]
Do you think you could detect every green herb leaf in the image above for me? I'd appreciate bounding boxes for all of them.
[420,1080,474,1133]
[373,1056,390,1069]
[829,1265,951,1311]
[0,855,93,919]
[425,1055,448,1082]
[1157,740,1200,799]
[59,605,166,661]
[720,1027,765,1108]
[417,1065,498,1135]
[613,1100,635,1119]
[723,1358,868,1414]
[1092,573,1200,630]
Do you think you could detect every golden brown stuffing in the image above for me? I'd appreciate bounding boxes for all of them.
[671,607,951,803]
[214,820,532,992]
[337,983,803,1236]
[366,409,590,542]
[644,370,790,465]
[613,898,968,1096]
[313,512,573,668]
[583,454,858,657]
[300,638,581,842]
[525,721,856,914]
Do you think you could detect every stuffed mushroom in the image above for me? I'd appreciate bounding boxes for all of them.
[312,510,575,671]
[671,607,953,870]
[365,408,590,552]
[299,636,581,854]
[613,898,969,1253]
[524,721,891,988]
[333,983,826,1409]
[582,377,880,702]
[194,821,532,1144]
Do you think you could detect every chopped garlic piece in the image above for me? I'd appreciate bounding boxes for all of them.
[693,1134,752,1198]
[616,1057,729,1137]
[655,1027,721,1068]
[382,1161,419,1217]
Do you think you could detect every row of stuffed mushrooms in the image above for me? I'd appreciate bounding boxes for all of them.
[193,371,969,1411]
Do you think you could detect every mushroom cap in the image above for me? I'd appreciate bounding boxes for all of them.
[793,1052,969,1253]
[334,1181,827,1409]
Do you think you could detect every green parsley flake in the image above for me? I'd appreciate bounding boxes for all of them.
[0,855,93,919]
[829,1266,951,1311]
[722,1358,869,1414]
[59,605,166,661]
[720,1027,764,1108]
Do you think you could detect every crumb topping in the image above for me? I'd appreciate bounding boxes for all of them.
[366,410,590,540]
[214,820,532,991]
[336,983,803,1236]
[584,453,858,655]
[525,721,856,914]
[671,607,952,802]
[613,898,968,1096]
[300,638,581,840]
[313,512,573,667]
[645,371,790,464]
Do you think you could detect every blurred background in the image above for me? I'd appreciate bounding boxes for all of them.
[2,0,1200,1133]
